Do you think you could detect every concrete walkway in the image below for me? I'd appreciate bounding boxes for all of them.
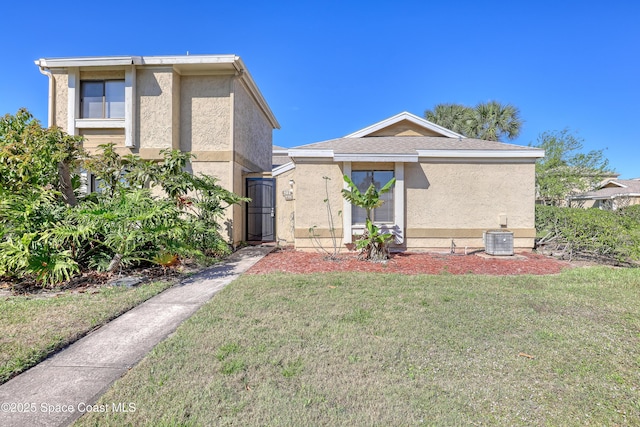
[0,246,273,427]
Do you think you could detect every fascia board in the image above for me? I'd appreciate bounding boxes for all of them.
[288,149,334,158]
[36,57,141,67]
[333,154,418,162]
[272,162,296,177]
[140,54,237,65]
[417,149,545,159]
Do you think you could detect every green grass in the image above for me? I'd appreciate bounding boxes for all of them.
[75,267,640,426]
[0,281,172,384]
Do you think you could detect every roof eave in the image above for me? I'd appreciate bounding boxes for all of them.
[334,154,418,162]
[273,162,295,176]
[35,56,143,67]
[417,149,545,158]
[288,149,334,159]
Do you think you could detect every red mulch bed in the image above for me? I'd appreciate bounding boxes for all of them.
[246,249,570,276]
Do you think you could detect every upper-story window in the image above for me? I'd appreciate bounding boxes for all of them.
[80,80,125,119]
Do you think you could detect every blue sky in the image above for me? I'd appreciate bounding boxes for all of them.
[2,1,639,178]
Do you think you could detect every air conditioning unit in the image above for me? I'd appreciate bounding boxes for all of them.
[484,230,514,256]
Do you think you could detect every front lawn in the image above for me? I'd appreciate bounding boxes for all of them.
[75,267,640,426]
[0,281,172,384]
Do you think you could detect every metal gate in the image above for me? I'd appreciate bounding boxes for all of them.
[246,178,275,242]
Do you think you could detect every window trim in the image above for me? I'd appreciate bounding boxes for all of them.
[68,66,136,147]
[342,162,405,245]
[350,170,395,225]
[80,79,125,119]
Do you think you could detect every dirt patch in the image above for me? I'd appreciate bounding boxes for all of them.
[246,248,570,275]
[0,261,202,297]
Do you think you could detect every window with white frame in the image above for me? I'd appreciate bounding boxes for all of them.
[351,170,394,224]
[80,80,125,119]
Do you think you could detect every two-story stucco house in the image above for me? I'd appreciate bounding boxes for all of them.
[34,54,279,245]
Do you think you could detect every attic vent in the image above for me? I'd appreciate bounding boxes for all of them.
[484,230,514,256]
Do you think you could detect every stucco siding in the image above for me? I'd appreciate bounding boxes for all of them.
[180,75,232,153]
[232,79,272,172]
[79,128,125,150]
[403,161,536,249]
[289,159,537,251]
[52,71,68,129]
[136,68,175,150]
[275,168,296,244]
[172,71,181,151]
[406,161,535,230]
[190,160,235,242]
[231,163,245,245]
[292,161,345,250]
[79,70,125,80]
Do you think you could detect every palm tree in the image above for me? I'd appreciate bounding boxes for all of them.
[424,101,522,141]
[467,101,522,141]
[424,103,472,136]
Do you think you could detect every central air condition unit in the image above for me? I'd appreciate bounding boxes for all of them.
[484,230,514,256]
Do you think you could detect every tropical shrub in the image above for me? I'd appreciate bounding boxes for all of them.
[342,175,395,261]
[0,110,248,286]
[0,187,79,285]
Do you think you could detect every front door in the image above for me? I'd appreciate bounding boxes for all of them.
[246,178,275,242]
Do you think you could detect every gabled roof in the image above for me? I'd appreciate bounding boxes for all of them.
[288,112,544,162]
[344,111,465,139]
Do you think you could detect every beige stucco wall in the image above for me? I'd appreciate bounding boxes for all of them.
[291,161,345,251]
[404,161,536,250]
[137,67,177,150]
[406,161,535,228]
[52,71,68,129]
[190,160,235,241]
[172,71,181,151]
[232,79,273,172]
[275,168,296,244]
[79,129,125,152]
[79,70,125,80]
[180,75,232,153]
[288,159,537,251]
[231,162,245,245]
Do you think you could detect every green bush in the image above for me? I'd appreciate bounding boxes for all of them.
[536,205,640,264]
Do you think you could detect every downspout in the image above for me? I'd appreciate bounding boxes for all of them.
[36,64,54,128]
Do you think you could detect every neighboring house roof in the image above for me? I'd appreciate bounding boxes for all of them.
[272,145,291,167]
[34,54,280,129]
[571,179,640,200]
[288,112,544,162]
